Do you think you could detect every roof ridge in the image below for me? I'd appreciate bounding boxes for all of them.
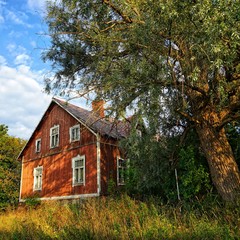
[53,97,130,139]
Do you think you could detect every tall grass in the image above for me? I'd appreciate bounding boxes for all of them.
[0,195,239,239]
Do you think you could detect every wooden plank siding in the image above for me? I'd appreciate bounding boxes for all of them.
[20,103,98,199]
[100,137,120,194]
[19,98,127,201]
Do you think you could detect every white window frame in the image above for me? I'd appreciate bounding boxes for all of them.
[33,166,43,191]
[72,155,85,186]
[50,125,59,148]
[117,157,127,185]
[69,124,80,142]
[35,138,41,152]
[136,129,142,137]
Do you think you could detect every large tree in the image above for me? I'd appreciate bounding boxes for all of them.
[43,1,240,201]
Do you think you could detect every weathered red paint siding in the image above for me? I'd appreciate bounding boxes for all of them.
[100,137,121,194]
[20,103,98,199]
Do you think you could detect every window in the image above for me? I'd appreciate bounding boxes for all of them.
[70,124,80,142]
[35,139,41,152]
[72,155,85,186]
[136,129,142,137]
[117,157,127,185]
[50,125,59,148]
[33,166,43,191]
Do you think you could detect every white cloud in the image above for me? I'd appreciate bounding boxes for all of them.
[6,10,32,28]
[27,0,49,15]
[27,0,60,16]
[27,0,45,11]
[0,64,52,139]
[30,41,37,48]
[7,10,24,25]
[0,55,7,65]
[14,53,32,65]
[7,43,27,55]
[0,1,6,5]
[7,45,33,66]
[8,30,23,38]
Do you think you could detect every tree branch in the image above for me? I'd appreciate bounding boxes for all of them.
[176,109,200,124]
[183,83,207,96]
[218,112,240,130]
[102,0,133,23]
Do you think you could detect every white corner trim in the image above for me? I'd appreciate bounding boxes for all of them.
[96,133,101,195]
[19,157,24,202]
[19,193,99,202]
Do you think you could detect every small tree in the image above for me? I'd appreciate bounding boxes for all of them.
[0,124,26,210]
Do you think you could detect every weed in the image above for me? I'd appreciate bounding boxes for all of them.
[0,196,239,239]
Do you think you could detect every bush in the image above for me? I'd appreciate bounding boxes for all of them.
[24,195,41,209]
[178,146,211,200]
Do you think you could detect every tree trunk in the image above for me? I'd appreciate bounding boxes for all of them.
[196,122,240,202]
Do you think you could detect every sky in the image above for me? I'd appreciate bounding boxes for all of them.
[0,0,87,139]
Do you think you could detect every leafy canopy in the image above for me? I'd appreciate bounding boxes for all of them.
[44,0,240,128]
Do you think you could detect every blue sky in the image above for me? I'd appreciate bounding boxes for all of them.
[0,0,52,139]
[0,0,89,139]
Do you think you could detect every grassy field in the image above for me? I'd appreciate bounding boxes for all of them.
[0,195,239,239]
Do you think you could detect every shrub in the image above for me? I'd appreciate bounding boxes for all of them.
[24,195,41,209]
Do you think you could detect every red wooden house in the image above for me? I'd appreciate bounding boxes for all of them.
[18,97,129,201]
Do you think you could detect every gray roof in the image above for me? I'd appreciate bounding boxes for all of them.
[53,98,130,139]
[17,97,130,159]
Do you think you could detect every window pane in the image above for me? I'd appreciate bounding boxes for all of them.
[51,136,55,146]
[34,167,42,190]
[74,169,78,183]
[118,158,126,185]
[52,128,58,135]
[75,159,83,167]
[119,159,126,168]
[72,129,75,139]
[72,156,85,185]
[79,168,84,182]
[51,126,59,147]
[37,168,42,175]
[76,129,79,139]
[71,126,80,141]
[36,140,41,152]
[119,169,124,184]
[55,135,59,145]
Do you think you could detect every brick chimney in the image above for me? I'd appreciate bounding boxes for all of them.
[92,100,105,118]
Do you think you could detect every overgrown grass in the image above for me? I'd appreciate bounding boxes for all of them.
[0,195,239,239]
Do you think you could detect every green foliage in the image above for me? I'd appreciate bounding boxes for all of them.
[24,196,41,209]
[0,124,26,210]
[43,0,240,118]
[122,130,171,198]
[43,0,240,201]
[226,121,240,165]
[123,127,212,202]
[178,146,211,200]
[107,176,118,196]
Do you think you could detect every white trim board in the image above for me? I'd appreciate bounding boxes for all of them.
[19,193,99,202]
